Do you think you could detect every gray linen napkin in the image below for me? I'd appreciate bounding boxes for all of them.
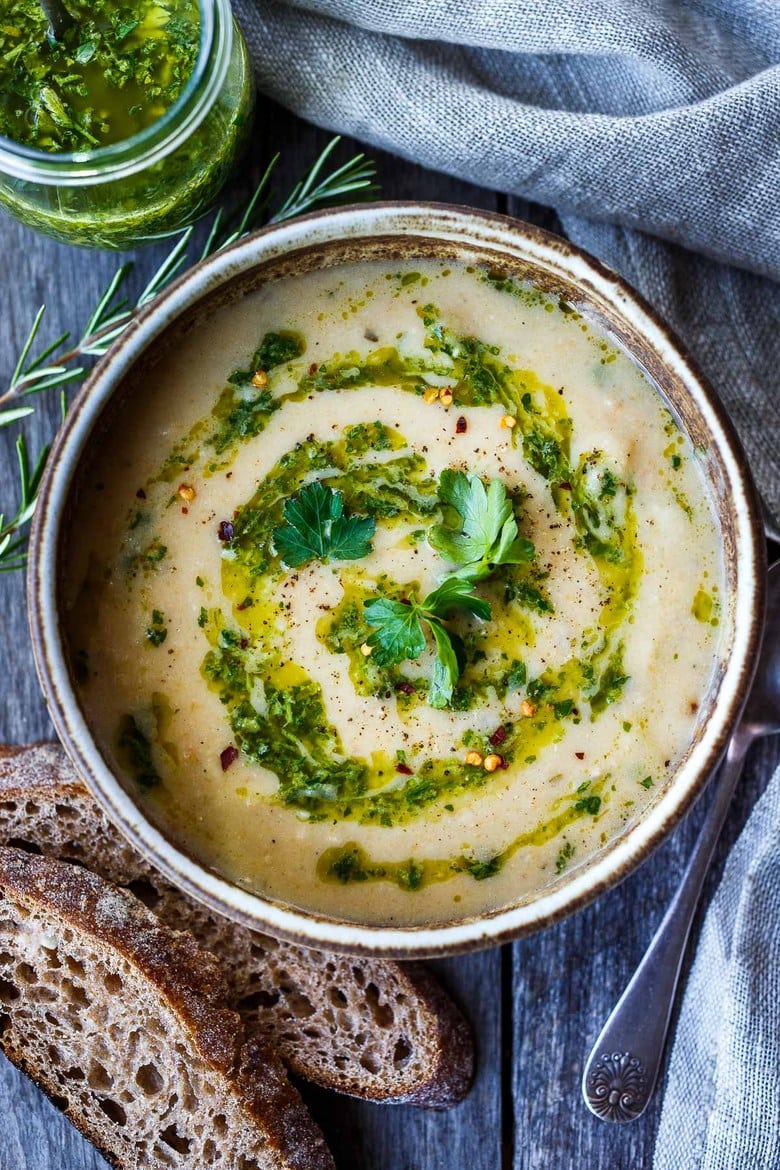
[230,2,780,1163]
[654,760,780,1170]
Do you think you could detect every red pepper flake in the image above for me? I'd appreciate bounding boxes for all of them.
[309,362,318,375]
[400,598,412,606]
[559,481,572,491]
[240,638,249,649]
[181,507,189,515]
[395,762,413,775]
[499,756,510,770]
[456,415,467,434]
[218,520,234,541]
[136,488,147,499]
[395,681,416,695]
[236,598,251,611]
[489,725,507,747]
[220,746,239,771]
[575,751,585,760]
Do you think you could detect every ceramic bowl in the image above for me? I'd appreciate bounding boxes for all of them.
[28,204,766,957]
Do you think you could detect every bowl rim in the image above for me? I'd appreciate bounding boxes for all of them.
[28,200,767,957]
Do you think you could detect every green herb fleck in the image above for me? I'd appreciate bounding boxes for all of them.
[503,660,527,691]
[587,646,629,716]
[228,331,306,385]
[465,855,503,881]
[574,793,602,816]
[555,841,575,874]
[145,609,167,647]
[139,540,167,568]
[117,714,160,789]
[255,331,305,371]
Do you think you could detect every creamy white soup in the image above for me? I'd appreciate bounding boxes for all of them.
[64,260,723,926]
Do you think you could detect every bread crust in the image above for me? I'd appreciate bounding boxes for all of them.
[0,742,475,1108]
[382,963,475,1108]
[0,844,240,1071]
[0,845,335,1170]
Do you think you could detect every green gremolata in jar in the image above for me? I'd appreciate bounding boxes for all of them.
[0,0,254,248]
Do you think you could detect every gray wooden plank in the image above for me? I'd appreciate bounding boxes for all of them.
[0,102,504,1170]
[0,197,142,1170]
[0,1062,107,1170]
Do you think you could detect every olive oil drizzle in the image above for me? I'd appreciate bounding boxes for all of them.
[316,775,609,890]
[119,298,649,887]
[193,408,635,832]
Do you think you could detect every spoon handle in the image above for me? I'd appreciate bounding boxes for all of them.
[582,728,752,1122]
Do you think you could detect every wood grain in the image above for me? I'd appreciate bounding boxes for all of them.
[0,96,775,1170]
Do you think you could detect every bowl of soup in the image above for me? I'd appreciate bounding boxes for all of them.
[28,204,766,956]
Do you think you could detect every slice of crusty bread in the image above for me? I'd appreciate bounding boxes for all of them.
[0,845,334,1170]
[0,744,473,1108]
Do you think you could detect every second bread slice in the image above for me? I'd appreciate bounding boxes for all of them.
[0,743,474,1108]
[0,845,334,1169]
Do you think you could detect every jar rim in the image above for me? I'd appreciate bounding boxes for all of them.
[0,0,233,186]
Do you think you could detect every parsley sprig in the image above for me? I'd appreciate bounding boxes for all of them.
[273,482,376,568]
[364,579,491,709]
[429,470,534,579]
[363,472,535,708]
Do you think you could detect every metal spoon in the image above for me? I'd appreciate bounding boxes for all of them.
[39,0,73,41]
[582,557,780,1122]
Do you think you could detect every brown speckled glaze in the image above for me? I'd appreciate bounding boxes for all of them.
[28,204,767,958]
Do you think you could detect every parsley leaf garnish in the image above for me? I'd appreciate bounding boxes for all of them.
[428,621,460,709]
[364,580,491,708]
[422,576,493,620]
[361,597,428,663]
[429,470,534,579]
[273,481,376,568]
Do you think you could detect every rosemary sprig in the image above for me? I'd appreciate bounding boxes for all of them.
[0,138,377,572]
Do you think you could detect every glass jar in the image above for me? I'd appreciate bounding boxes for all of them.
[0,0,254,249]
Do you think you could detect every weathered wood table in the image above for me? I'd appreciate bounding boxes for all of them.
[1,101,776,1170]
